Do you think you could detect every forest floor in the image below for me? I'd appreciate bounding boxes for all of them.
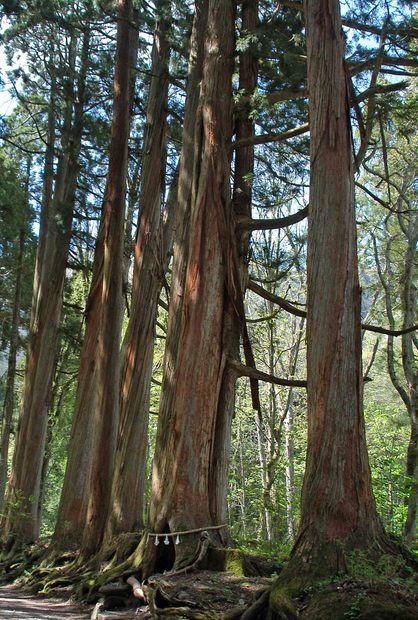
[93,570,418,619]
[1,558,418,619]
[0,584,91,619]
[1,571,418,619]
[87,570,274,618]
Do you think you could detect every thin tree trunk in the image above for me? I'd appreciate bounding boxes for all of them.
[81,0,132,557]
[255,412,272,542]
[284,396,296,541]
[373,200,417,543]
[37,341,77,528]
[400,211,418,543]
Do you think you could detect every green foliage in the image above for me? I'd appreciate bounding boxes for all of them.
[365,403,409,535]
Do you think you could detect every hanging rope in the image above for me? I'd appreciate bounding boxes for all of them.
[147,524,227,545]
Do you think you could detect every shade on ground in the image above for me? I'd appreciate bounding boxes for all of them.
[0,586,90,619]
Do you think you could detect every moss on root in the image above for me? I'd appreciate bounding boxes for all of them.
[206,546,280,577]
[267,584,298,619]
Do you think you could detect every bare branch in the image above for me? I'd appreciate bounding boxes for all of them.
[229,358,307,388]
[266,88,307,104]
[232,122,309,150]
[247,280,306,318]
[238,206,309,231]
[249,279,418,336]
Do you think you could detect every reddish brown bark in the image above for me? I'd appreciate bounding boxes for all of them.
[144,0,236,575]
[54,14,139,548]
[209,0,259,528]
[104,4,171,542]
[274,0,383,585]
[81,0,132,557]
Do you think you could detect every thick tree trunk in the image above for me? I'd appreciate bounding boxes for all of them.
[1,31,89,545]
[144,0,235,576]
[104,4,171,542]
[54,18,138,544]
[273,0,383,587]
[81,0,132,557]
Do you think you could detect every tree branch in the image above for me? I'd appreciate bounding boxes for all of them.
[247,280,306,318]
[266,88,307,104]
[238,206,308,231]
[248,279,418,336]
[280,1,418,39]
[229,358,307,388]
[232,122,309,150]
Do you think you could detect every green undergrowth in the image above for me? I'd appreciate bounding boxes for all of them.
[267,546,418,619]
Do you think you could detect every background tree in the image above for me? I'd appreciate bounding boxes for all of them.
[0,154,34,514]
[1,13,91,544]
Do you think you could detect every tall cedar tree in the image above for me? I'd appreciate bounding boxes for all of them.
[0,162,30,514]
[143,0,236,575]
[104,1,171,541]
[269,0,391,597]
[54,12,139,547]
[81,0,132,556]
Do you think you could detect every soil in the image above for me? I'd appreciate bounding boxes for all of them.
[91,570,273,619]
[0,585,91,619]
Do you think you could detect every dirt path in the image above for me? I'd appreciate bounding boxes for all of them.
[0,585,91,619]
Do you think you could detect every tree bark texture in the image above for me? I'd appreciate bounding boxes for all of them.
[145,0,236,575]
[81,0,132,557]
[2,30,89,544]
[277,0,383,582]
[104,4,171,542]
